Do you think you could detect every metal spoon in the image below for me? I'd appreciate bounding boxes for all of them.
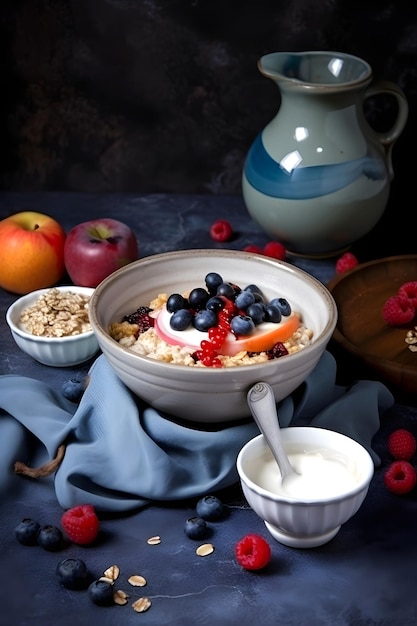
[247,382,297,482]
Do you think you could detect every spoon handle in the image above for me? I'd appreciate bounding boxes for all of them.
[247,382,295,479]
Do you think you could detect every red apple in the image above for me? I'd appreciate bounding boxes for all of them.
[0,211,66,294]
[64,218,138,287]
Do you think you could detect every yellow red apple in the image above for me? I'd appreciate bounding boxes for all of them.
[0,211,66,294]
[64,218,138,287]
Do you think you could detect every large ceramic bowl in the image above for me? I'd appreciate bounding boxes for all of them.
[89,249,337,423]
[237,428,374,548]
[6,286,99,367]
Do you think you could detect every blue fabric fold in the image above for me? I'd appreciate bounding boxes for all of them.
[0,351,394,513]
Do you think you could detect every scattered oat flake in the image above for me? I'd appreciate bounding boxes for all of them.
[132,597,152,613]
[99,576,115,585]
[114,589,129,605]
[103,565,120,581]
[147,535,161,545]
[196,543,214,556]
[128,574,147,587]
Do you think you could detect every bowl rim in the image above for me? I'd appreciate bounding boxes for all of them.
[89,248,338,374]
[6,285,96,343]
[236,429,374,504]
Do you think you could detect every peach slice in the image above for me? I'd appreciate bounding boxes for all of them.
[154,306,301,357]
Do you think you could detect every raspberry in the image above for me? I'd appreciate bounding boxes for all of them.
[235,533,272,570]
[263,241,286,260]
[398,281,417,309]
[61,504,100,545]
[243,244,264,254]
[383,460,416,495]
[210,219,233,242]
[335,252,359,274]
[382,295,415,326]
[387,429,416,460]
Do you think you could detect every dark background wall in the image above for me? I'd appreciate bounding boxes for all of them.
[1,0,416,209]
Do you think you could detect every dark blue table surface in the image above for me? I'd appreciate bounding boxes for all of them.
[1,192,416,626]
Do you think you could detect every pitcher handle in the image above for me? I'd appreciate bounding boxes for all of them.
[364,80,408,180]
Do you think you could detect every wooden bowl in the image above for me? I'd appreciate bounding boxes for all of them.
[327,255,417,395]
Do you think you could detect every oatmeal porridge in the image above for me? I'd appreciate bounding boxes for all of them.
[109,273,313,368]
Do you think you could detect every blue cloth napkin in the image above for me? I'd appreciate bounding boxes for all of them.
[0,351,394,513]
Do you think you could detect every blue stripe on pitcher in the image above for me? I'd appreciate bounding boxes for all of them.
[244,133,385,200]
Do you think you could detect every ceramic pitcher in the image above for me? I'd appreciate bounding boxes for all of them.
[242,51,408,257]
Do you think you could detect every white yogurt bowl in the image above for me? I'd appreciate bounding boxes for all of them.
[237,427,374,548]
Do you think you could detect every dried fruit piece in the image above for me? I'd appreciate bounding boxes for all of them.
[235,533,271,570]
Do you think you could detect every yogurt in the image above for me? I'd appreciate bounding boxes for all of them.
[254,448,359,500]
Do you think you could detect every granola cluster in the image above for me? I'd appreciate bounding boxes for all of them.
[20,288,92,338]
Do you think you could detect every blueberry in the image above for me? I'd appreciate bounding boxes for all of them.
[205,272,223,294]
[206,296,225,313]
[216,282,236,300]
[244,284,265,302]
[188,287,209,310]
[231,315,255,336]
[193,309,218,332]
[246,302,266,325]
[235,290,255,311]
[264,304,282,323]
[62,377,86,403]
[184,516,209,540]
[167,293,188,313]
[37,525,64,551]
[88,579,115,606]
[196,495,225,521]
[270,297,292,316]
[15,518,40,546]
[170,308,193,331]
[56,558,91,590]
